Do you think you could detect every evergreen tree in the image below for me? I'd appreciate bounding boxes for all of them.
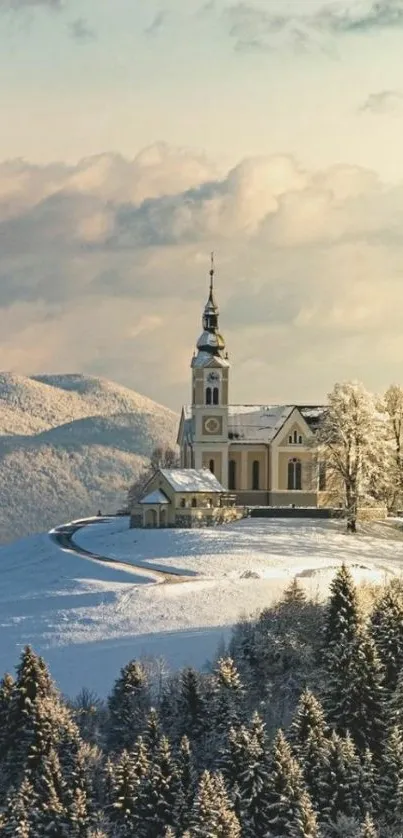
[212,658,244,741]
[325,628,385,756]
[264,729,317,837]
[0,674,15,762]
[177,667,208,744]
[389,667,403,733]
[190,771,241,838]
[370,585,403,692]
[107,749,138,837]
[31,747,68,838]
[237,719,271,838]
[360,749,379,820]
[378,725,403,828]
[299,728,330,815]
[144,707,162,757]
[0,776,33,838]
[281,578,307,609]
[324,564,360,649]
[289,689,327,756]
[175,736,196,834]
[358,813,378,838]
[135,734,178,838]
[107,659,151,752]
[322,732,361,826]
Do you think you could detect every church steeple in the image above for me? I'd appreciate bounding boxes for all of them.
[194,253,227,361]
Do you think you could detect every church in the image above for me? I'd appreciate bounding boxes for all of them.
[177,259,328,508]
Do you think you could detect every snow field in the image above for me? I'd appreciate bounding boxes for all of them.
[1,515,403,697]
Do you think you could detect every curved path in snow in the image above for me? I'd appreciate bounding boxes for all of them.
[49,517,187,584]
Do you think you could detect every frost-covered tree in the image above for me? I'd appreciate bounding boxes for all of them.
[175,736,196,834]
[211,658,245,741]
[324,564,361,649]
[289,689,328,756]
[264,730,318,837]
[378,725,403,828]
[388,667,403,732]
[326,627,385,756]
[358,813,378,838]
[0,776,33,838]
[190,771,241,838]
[236,715,270,838]
[106,749,138,837]
[137,735,179,838]
[370,585,403,692]
[379,384,403,512]
[322,732,362,825]
[315,381,381,532]
[0,674,15,758]
[144,707,163,756]
[176,667,208,745]
[107,659,151,752]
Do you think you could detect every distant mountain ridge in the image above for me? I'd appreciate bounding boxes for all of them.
[0,372,178,543]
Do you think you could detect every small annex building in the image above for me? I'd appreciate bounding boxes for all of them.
[130,467,242,529]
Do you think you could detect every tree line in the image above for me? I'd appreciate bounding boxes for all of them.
[2,567,403,836]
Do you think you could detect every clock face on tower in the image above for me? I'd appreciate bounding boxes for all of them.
[203,415,223,435]
[207,371,220,384]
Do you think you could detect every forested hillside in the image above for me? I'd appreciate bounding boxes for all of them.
[1,566,402,836]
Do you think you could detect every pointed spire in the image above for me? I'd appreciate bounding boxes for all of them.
[192,253,228,365]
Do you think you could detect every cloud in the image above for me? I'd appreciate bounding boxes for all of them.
[2,144,403,408]
[224,0,403,52]
[359,89,403,113]
[68,17,96,43]
[144,10,169,37]
[0,0,62,10]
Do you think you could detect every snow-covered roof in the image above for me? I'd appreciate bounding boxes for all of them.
[139,489,170,505]
[182,404,327,445]
[160,468,225,493]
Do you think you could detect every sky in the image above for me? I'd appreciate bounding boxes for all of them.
[1,0,403,410]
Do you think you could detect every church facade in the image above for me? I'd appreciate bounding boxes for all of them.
[177,260,328,508]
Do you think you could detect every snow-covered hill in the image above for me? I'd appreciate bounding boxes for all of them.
[0,515,402,697]
[0,373,178,542]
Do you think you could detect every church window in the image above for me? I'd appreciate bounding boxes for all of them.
[293,430,298,444]
[213,387,219,405]
[318,461,327,492]
[206,387,212,405]
[298,435,303,444]
[180,498,186,508]
[252,460,260,490]
[191,497,197,508]
[288,458,302,490]
[288,435,292,444]
[209,459,215,474]
[229,459,237,491]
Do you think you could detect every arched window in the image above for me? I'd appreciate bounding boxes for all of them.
[288,458,302,490]
[229,459,237,491]
[213,387,219,405]
[191,497,197,508]
[206,387,212,405]
[252,460,260,490]
[293,430,298,444]
[318,461,327,492]
[180,498,186,508]
[209,459,215,474]
[298,435,303,444]
[288,434,293,444]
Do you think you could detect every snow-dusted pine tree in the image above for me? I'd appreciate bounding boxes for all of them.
[264,729,317,837]
[175,735,196,834]
[358,813,378,838]
[326,628,385,756]
[378,725,403,828]
[322,732,361,825]
[0,776,33,838]
[106,749,138,837]
[315,381,381,532]
[176,666,208,745]
[289,689,328,756]
[323,564,361,649]
[370,585,403,692]
[211,658,245,742]
[107,659,151,752]
[190,771,241,838]
[134,734,178,838]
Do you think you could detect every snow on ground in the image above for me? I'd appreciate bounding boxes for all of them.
[1,515,403,698]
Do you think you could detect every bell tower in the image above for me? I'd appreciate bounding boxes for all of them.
[190,254,230,487]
